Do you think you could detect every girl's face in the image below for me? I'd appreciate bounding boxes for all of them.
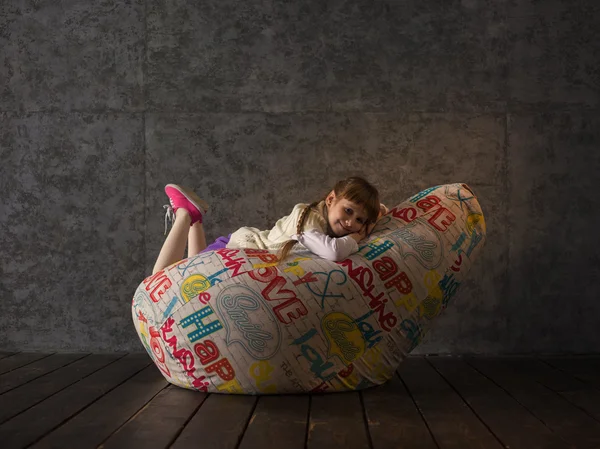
[326,192,369,237]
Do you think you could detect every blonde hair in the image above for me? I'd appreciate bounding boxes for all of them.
[277,176,380,262]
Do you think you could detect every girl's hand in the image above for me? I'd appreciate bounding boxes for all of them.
[349,231,364,243]
[379,203,389,218]
[349,207,386,242]
[349,222,376,242]
[366,221,377,236]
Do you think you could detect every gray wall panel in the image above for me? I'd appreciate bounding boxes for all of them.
[0,0,144,112]
[0,113,145,351]
[507,0,599,108]
[1,0,597,353]
[507,112,600,353]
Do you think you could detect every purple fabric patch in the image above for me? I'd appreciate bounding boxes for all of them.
[202,234,231,253]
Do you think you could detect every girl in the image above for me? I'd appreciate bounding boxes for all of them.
[152,177,385,274]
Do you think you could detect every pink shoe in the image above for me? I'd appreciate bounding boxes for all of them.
[164,184,209,225]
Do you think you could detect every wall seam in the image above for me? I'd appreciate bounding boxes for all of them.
[503,0,512,351]
[142,0,148,277]
[504,107,511,350]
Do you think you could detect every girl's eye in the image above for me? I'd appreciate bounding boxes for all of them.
[345,208,353,215]
[357,218,365,224]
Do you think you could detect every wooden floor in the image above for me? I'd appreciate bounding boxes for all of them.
[1,353,600,449]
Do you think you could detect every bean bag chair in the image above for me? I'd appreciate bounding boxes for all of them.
[132,183,486,394]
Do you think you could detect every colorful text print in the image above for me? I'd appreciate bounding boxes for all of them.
[410,186,441,203]
[321,312,366,365]
[419,270,444,320]
[161,317,211,391]
[292,328,338,382]
[304,269,347,308]
[134,308,171,378]
[283,256,311,277]
[387,219,443,270]
[248,266,308,325]
[359,237,395,261]
[215,285,281,360]
[361,346,395,383]
[399,319,425,352]
[133,291,157,324]
[249,360,277,393]
[443,184,479,215]
[337,258,400,332]
[175,252,214,277]
[143,270,172,303]
[466,213,485,235]
[181,272,225,302]
[371,216,396,234]
[181,274,210,302]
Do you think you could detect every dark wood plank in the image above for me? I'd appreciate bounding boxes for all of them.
[171,393,256,449]
[542,356,600,389]
[99,386,206,449]
[33,364,169,449]
[0,352,52,374]
[0,353,150,449]
[429,357,571,449]
[307,392,370,449]
[0,354,122,424]
[398,356,502,449]
[239,395,309,449]
[0,353,88,394]
[0,352,17,360]
[502,357,600,422]
[502,357,589,392]
[560,390,600,423]
[468,357,600,449]
[362,373,437,449]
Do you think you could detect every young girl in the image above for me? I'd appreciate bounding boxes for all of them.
[152,177,385,275]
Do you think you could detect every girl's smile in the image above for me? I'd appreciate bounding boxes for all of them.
[339,222,352,232]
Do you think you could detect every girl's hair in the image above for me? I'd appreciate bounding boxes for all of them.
[277,176,380,262]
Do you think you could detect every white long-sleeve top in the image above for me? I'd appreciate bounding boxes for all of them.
[225,201,359,261]
[292,229,358,261]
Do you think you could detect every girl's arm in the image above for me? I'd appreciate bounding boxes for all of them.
[292,230,359,261]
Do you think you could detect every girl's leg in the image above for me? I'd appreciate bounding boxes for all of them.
[188,221,207,257]
[152,209,192,274]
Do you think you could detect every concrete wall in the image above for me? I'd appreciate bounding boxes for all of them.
[1,0,598,353]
